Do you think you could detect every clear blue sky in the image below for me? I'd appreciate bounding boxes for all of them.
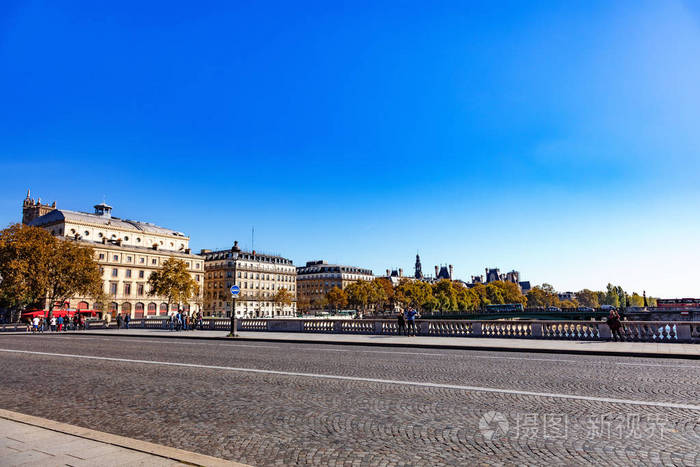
[1,1,699,297]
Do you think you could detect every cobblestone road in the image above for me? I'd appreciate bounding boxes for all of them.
[0,334,698,466]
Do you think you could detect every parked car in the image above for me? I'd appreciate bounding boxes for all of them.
[577,306,595,312]
[600,304,617,311]
[546,306,562,312]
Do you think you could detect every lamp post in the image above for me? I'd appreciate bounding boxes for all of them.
[229,241,241,337]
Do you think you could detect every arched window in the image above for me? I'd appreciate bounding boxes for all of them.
[109,302,118,312]
[77,301,89,310]
[94,302,103,311]
[135,302,144,318]
[170,304,178,313]
[122,302,132,318]
[160,303,168,315]
[147,303,157,315]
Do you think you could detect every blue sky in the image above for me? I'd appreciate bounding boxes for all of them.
[1,1,699,297]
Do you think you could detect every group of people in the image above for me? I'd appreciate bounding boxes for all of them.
[166,310,204,331]
[115,313,131,329]
[396,308,420,336]
[28,314,85,333]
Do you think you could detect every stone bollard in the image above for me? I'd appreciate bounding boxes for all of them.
[418,321,430,336]
[530,323,543,338]
[333,320,343,334]
[374,321,383,335]
[472,322,482,337]
[598,324,611,340]
[676,324,691,342]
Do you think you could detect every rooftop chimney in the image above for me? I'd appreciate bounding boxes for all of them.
[435,265,439,277]
[399,268,403,277]
[449,265,453,280]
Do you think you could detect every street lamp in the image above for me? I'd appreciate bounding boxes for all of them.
[230,241,241,337]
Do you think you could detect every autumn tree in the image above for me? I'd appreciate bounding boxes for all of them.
[147,258,199,315]
[395,279,433,312]
[526,285,560,308]
[272,287,294,316]
[576,289,599,308]
[345,280,387,315]
[372,277,395,313]
[325,286,348,312]
[45,239,103,318]
[0,224,102,321]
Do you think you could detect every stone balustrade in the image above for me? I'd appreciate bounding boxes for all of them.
[1,319,697,343]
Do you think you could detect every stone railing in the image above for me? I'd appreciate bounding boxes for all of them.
[1,319,697,343]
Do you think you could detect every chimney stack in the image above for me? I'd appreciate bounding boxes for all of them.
[399,268,403,277]
[435,265,439,277]
[386,269,390,276]
[449,265,453,280]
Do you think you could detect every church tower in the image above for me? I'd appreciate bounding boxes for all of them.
[22,189,56,225]
[414,253,424,279]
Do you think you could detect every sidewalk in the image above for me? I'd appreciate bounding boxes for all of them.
[0,409,243,466]
[48,328,700,359]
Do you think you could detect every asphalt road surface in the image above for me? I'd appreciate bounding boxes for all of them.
[0,334,698,466]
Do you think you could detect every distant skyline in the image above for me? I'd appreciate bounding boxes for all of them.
[2,1,699,297]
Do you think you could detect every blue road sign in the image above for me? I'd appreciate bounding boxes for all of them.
[230,285,240,296]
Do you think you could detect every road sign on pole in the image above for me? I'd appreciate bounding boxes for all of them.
[230,285,240,297]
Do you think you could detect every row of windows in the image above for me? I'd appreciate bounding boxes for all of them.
[101,268,201,282]
[68,227,188,251]
[206,271,295,282]
[97,252,201,269]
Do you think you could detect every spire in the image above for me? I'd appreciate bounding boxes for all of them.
[26,188,30,200]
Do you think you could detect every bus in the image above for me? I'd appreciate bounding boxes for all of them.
[484,303,524,313]
[656,298,700,309]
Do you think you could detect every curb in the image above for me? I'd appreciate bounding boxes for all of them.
[0,408,247,466]
[45,330,700,360]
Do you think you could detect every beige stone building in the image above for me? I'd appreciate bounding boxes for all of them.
[296,260,374,310]
[23,192,204,319]
[201,243,296,318]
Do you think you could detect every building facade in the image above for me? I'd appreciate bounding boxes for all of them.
[296,260,374,309]
[200,243,296,318]
[24,193,204,319]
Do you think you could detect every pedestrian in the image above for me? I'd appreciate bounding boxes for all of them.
[116,313,123,330]
[50,316,56,332]
[124,313,130,330]
[168,314,174,331]
[57,315,64,332]
[607,310,623,342]
[405,308,419,336]
[396,309,406,335]
[32,316,39,333]
[197,311,203,330]
[175,312,182,331]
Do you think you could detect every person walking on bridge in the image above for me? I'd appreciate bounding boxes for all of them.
[607,309,623,342]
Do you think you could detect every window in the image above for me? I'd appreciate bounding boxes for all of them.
[99,267,104,275]
[137,284,144,296]
[124,283,131,296]
[138,270,144,279]
[124,236,129,241]
[196,263,200,269]
[109,283,117,296]
[111,268,118,277]
[84,230,90,236]
[137,237,141,243]
[126,269,132,278]
[152,259,157,265]
[113,255,119,261]
[139,257,145,264]
[99,253,105,260]
[195,275,200,282]
[126,256,132,262]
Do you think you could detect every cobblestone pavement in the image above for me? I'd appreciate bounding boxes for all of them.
[0,334,698,466]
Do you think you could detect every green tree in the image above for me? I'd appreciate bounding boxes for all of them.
[325,286,348,312]
[486,281,526,305]
[485,283,505,305]
[627,292,644,307]
[455,286,480,311]
[432,279,457,311]
[272,287,294,316]
[147,258,199,315]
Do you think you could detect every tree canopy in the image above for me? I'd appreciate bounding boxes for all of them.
[147,257,199,311]
[0,224,102,320]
